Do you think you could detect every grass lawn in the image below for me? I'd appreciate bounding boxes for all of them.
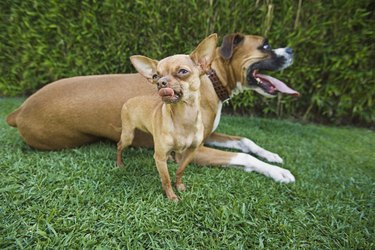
[1,97,374,249]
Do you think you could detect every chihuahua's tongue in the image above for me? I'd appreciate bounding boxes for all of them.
[256,73,300,96]
[158,87,174,97]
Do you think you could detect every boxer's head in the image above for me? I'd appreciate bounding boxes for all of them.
[219,33,299,97]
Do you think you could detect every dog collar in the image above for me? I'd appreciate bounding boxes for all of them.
[206,68,230,102]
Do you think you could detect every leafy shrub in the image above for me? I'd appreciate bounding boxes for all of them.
[0,0,373,126]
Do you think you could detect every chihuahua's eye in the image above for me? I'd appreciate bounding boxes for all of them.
[178,69,189,75]
[152,74,159,80]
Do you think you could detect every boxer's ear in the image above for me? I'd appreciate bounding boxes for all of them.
[219,33,244,60]
[190,33,218,72]
[130,55,159,83]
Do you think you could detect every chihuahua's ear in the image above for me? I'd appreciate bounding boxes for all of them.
[130,55,159,82]
[190,33,218,72]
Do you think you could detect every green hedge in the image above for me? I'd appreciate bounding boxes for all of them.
[1,0,374,126]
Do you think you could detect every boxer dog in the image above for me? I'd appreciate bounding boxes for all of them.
[6,33,299,183]
[117,35,216,200]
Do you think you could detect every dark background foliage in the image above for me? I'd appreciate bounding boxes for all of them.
[0,0,374,126]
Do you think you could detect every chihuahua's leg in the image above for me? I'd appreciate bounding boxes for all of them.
[154,149,178,201]
[116,110,135,167]
[204,132,283,164]
[116,132,134,167]
[116,140,125,167]
[193,146,295,183]
[175,148,196,192]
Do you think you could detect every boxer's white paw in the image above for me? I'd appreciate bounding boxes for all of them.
[244,165,295,183]
[267,166,295,183]
[260,151,284,164]
[238,139,284,164]
[230,153,294,183]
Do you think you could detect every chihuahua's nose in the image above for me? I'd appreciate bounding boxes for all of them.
[157,77,168,89]
[285,47,293,55]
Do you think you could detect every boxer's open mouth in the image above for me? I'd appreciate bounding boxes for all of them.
[247,68,300,97]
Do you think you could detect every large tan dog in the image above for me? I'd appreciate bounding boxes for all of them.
[117,35,216,200]
[6,33,299,183]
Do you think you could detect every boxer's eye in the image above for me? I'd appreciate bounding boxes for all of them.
[263,44,271,50]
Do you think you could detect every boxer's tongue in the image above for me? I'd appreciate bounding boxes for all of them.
[256,73,300,96]
[158,87,174,97]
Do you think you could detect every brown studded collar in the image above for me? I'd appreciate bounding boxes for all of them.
[206,68,230,102]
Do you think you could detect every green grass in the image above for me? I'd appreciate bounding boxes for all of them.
[1,97,374,249]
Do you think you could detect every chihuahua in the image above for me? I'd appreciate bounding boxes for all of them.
[116,34,218,201]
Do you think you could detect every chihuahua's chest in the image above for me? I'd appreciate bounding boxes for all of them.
[166,114,204,153]
[173,126,204,152]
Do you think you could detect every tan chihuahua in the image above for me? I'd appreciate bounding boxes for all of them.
[116,34,218,201]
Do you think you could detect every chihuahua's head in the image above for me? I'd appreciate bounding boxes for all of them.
[130,34,218,104]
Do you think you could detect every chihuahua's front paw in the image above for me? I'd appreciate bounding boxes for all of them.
[116,160,125,168]
[176,183,186,192]
[165,189,179,201]
[167,194,179,202]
